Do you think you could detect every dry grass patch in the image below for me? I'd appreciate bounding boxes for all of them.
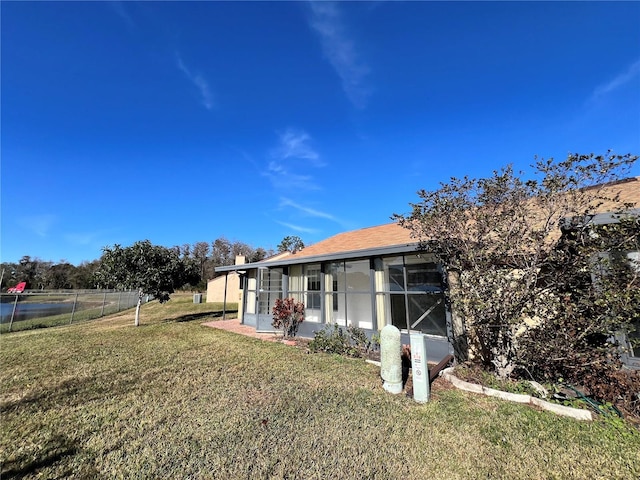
[1,299,639,479]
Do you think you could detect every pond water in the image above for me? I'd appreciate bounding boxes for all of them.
[0,302,74,324]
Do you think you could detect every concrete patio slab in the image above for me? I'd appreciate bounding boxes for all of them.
[202,318,282,343]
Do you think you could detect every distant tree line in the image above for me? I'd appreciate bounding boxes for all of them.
[0,235,305,293]
[0,256,101,291]
[172,237,277,290]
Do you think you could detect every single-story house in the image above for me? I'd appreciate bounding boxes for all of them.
[215,177,639,367]
[217,221,465,361]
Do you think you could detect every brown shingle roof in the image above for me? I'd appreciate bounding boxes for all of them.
[288,177,639,261]
[286,222,416,260]
[216,177,638,273]
[591,176,640,210]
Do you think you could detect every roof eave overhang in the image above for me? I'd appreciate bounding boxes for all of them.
[214,242,423,273]
[561,208,640,229]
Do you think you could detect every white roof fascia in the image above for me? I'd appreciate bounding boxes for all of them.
[214,242,422,273]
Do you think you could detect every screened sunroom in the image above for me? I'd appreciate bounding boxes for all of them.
[216,224,454,360]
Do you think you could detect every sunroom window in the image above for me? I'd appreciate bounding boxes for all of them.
[376,254,447,337]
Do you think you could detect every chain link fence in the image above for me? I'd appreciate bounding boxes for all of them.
[0,291,152,333]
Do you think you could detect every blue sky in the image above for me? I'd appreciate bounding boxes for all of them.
[2,1,639,266]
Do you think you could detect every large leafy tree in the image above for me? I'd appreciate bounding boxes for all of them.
[47,262,76,289]
[0,262,19,291]
[394,152,638,380]
[209,237,262,273]
[70,260,101,289]
[12,256,51,290]
[211,237,233,267]
[231,240,255,259]
[277,235,305,253]
[191,241,210,285]
[250,247,272,263]
[94,240,200,326]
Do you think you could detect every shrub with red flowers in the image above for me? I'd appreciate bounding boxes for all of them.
[272,297,305,338]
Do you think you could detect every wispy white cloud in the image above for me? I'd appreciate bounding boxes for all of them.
[308,1,372,108]
[278,197,352,231]
[591,58,640,100]
[264,130,348,233]
[264,162,319,191]
[264,128,325,191]
[176,53,214,110]
[271,128,323,165]
[279,198,338,222]
[18,215,56,237]
[275,221,319,234]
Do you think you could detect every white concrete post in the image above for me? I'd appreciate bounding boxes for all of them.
[380,324,403,394]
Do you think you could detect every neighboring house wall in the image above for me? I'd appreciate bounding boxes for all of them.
[206,273,241,304]
[207,255,246,304]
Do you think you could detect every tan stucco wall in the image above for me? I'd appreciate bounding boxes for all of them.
[206,273,241,304]
[207,255,246,305]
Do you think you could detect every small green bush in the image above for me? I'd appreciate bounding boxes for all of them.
[309,324,377,358]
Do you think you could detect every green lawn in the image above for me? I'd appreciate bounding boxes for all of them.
[0,292,237,334]
[1,295,639,479]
